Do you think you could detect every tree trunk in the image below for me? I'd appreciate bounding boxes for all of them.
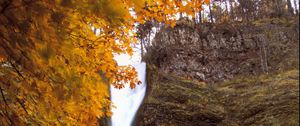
[225,0,229,15]
[274,0,284,17]
[140,39,144,59]
[93,28,97,34]
[179,12,183,19]
[294,0,299,15]
[229,0,234,21]
[287,0,294,15]
[209,1,213,23]
[199,11,202,24]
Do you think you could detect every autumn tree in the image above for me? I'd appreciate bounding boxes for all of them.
[0,0,210,125]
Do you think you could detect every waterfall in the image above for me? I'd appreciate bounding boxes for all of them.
[110,62,147,126]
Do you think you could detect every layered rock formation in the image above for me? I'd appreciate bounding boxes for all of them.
[145,18,299,83]
[136,17,299,126]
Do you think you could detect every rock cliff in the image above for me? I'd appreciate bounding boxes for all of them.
[144,18,299,83]
[136,17,299,126]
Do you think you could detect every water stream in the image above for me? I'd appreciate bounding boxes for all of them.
[110,62,146,126]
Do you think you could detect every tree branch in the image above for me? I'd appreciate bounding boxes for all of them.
[0,85,14,125]
[0,86,9,108]
[16,97,28,114]
[8,60,25,80]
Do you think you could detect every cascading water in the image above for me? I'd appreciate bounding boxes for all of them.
[110,60,146,126]
[109,20,156,126]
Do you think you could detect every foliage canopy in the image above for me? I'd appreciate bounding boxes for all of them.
[0,0,208,125]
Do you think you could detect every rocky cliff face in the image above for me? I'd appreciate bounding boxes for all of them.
[145,18,299,83]
[136,18,299,126]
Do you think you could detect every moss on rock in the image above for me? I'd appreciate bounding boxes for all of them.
[135,65,299,126]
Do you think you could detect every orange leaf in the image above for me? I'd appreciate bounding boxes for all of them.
[204,0,210,4]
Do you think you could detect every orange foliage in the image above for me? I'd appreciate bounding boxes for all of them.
[0,0,209,125]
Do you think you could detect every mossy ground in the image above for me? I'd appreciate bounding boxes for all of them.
[215,69,299,126]
[135,65,299,126]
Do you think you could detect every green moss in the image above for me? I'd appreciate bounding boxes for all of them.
[216,69,299,125]
[136,65,299,126]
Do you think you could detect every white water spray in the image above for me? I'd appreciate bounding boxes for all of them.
[110,62,146,126]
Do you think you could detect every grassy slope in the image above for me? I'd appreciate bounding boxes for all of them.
[216,69,299,126]
[136,65,299,126]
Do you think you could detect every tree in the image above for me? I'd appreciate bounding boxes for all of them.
[287,0,294,15]
[209,0,214,23]
[0,0,209,125]
[294,0,299,15]
[228,0,235,21]
[199,9,203,23]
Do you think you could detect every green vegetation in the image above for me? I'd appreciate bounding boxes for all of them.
[136,65,299,126]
